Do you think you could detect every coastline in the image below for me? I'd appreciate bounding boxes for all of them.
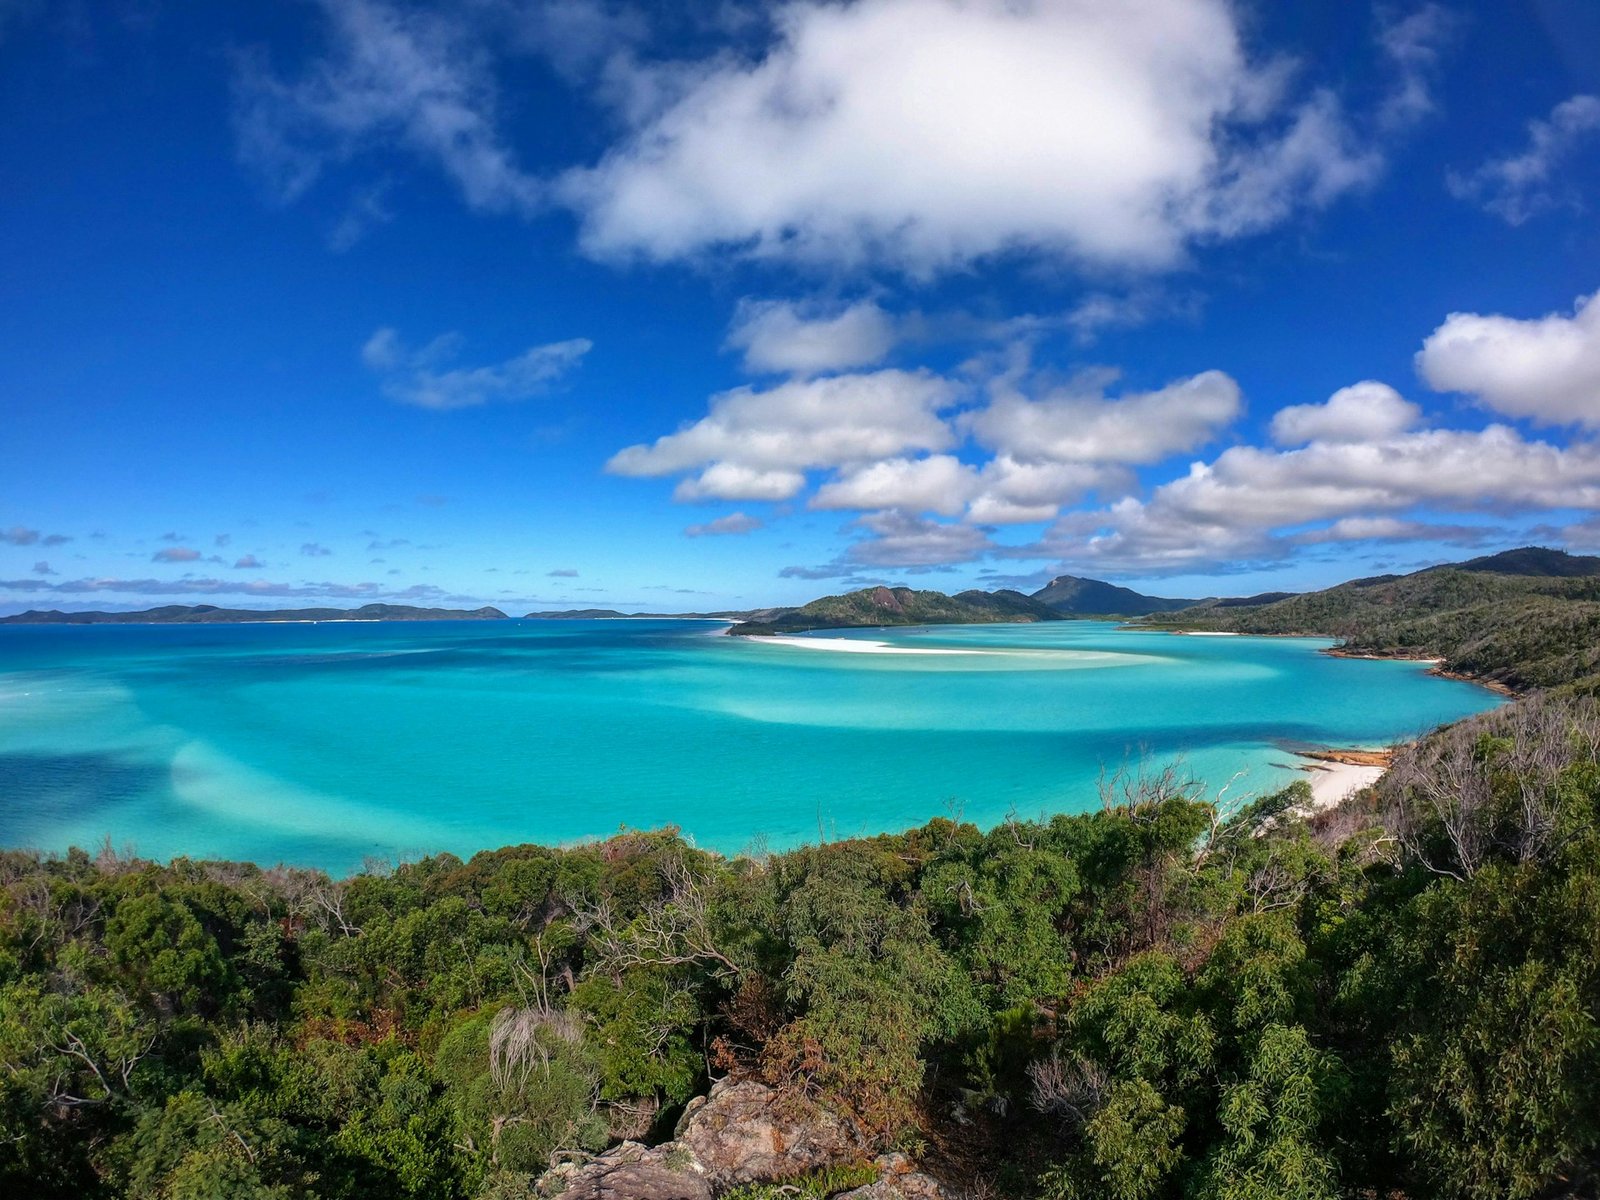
[1320,645,1520,696]
[1296,746,1395,808]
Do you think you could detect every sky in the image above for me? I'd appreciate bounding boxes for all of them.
[3,0,1600,614]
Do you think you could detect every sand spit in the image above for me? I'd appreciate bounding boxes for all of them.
[756,635,986,655]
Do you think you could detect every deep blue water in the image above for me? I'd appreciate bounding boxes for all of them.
[0,618,1499,872]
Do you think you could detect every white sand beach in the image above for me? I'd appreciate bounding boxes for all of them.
[1303,760,1385,807]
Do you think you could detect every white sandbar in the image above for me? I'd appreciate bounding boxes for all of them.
[758,635,985,655]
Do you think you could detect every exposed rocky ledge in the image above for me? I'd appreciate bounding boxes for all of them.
[539,1079,953,1199]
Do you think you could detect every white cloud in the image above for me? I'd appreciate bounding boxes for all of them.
[1375,4,1454,132]
[966,368,1243,465]
[844,510,994,568]
[1047,423,1600,572]
[812,455,976,516]
[673,463,807,503]
[1417,291,1600,428]
[726,298,897,374]
[1292,516,1493,546]
[684,512,764,537]
[607,369,960,499]
[967,457,1127,525]
[233,0,542,213]
[1269,381,1421,445]
[561,0,1404,274]
[1447,95,1600,225]
[363,327,591,409]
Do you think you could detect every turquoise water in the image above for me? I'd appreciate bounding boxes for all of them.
[0,619,1498,872]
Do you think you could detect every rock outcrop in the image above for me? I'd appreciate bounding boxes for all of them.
[838,1154,953,1200]
[674,1079,864,1186]
[540,1141,711,1200]
[538,1079,956,1199]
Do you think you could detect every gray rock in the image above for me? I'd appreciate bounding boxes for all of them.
[837,1153,956,1200]
[538,1141,710,1200]
[675,1079,867,1187]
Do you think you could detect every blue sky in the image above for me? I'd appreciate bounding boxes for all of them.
[3,0,1600,614]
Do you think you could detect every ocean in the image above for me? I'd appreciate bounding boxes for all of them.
[0,618,1499,873]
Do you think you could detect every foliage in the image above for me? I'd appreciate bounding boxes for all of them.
[3,696,1600,1197]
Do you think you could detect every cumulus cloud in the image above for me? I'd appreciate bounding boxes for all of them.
[685,512,764,537]
[610,358,1234,525]
[1041,423,1600,573]
[232,0,542,214]
[785,510,995,576]
[607,369,960,501]
[1269,381,1422,445]
[1447,95,1600,224]
[726,299,898,374]
[967,457,1127,525]
[966,368,1243,466]
[152,547,202,563]
[1,526,39,545]
[363,327,592,410]
[32,561,54,576]
[301,542,334,556]
[1292,516,1495,547]
[561,0,1424,274]
[812,455,976,517]
[843,510,995,569]
[234,555,267,569]
[1417,291,1600,428]
[547,568,579,577]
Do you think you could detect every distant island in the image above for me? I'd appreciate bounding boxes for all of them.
[726,573,1209,636]
[0,602,509,625]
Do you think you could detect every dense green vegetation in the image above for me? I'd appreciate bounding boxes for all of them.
[729,584,1062,635]
[6,694,1600,1197]
[1149,551,1600,692]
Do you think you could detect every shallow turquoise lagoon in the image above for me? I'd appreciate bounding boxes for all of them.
[0,618,1499,872]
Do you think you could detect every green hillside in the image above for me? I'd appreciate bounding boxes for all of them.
[729,585,1063,635]
[7,694,1600,1199]
[1147,548,1600,692]
[1030,574,1203,615]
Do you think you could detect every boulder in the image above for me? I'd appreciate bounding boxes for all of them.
[674,1078,866,1187]
[538,1141,710,1200]
[836,1153,956,1200]
[538,1079,908,1198]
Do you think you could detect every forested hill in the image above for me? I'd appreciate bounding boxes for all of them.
[1030,573,1203,615]
[1146,546,1600,692]
[4,694,1599,1198]
[729,584,1063,635]
[0,603,509,624]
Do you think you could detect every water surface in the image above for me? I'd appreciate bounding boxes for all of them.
[0,618,1498,872]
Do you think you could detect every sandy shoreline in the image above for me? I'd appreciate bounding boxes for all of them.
[1301,760,1386,806]
[1292,745,1396,807]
